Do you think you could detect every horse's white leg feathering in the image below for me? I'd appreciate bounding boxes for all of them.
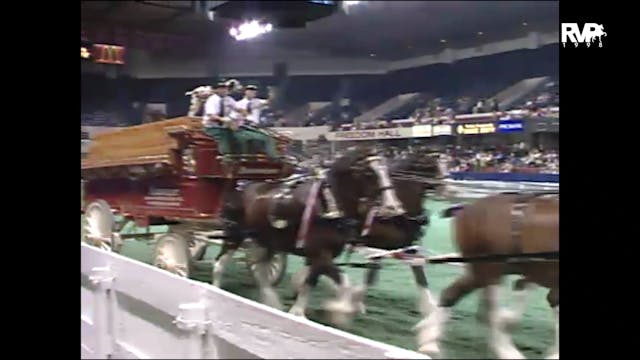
[546,306,559,359]
[212,249,235,288]
[415,305,451,356]
[486,285,525,359]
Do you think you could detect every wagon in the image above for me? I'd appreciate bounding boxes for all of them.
[81,117,294,285]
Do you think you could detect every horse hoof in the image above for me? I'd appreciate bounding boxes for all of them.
[545,349,559,360]
[418,341,440,357]
[324,299,355,328]
[288,307,307,318]
[493,346,525,360]
[357,302,367,315]
[327,311,352,329]
[496,309,519,332]
[413,318,427,331]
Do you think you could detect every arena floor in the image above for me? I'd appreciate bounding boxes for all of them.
[114,200,555,359]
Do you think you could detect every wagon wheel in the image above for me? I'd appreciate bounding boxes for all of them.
[83,200,123,252]
[153,232,192,278]
[244,242,288,286]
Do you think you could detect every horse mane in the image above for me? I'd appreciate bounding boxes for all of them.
[389,152,441,178]
[329,147,374,175]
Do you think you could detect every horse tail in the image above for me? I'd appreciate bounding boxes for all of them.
[441,204,465,218]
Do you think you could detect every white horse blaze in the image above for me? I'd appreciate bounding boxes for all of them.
[366,156,406,216]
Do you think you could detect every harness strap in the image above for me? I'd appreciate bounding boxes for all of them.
[295,180,323,249]
[510,201,528,254]
[361,206,379,237]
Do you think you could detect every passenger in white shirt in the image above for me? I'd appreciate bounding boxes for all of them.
[232,85,278,159]
[234,85,269,127]
[202,82,241,156]
[203,82,237,129]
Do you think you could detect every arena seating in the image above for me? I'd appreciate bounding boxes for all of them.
[81,44,559,127]
[512,79,559,110]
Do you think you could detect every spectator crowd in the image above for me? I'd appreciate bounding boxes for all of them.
[379,144,558,175]
[442,147,559,174]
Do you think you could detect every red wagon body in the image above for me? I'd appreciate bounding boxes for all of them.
[81,117,293,227]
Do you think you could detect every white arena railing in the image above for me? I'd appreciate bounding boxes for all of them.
[81,243,429,359]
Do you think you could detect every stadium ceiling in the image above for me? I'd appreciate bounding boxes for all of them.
[81,1,224,35]
[81,1,558,61]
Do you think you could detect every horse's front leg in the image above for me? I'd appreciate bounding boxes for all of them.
[485,284,525,359]
[212,241,240,287]
[348,260,382,316]
[411,264,437,316]
[546,287,559,360]
[253,246,283,310]
[477,278,535,330]
[323,265,360,328]
[290,261,361,325]
[289,265,319,318]
[415,271,481,357]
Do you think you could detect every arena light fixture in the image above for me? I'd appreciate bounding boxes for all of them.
[342,1,363,14]
[229,20,273,41]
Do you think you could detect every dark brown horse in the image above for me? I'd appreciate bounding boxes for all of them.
[351,153,444,314]
[290,152,444,318]
[415,194,559,359]
[212,147,407,326]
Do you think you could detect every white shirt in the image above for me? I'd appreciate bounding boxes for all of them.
[203,94,236,127]
[234,97,268,126]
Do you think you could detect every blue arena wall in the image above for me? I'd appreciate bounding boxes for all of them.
[449,172,559,183]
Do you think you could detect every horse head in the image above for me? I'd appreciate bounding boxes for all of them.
[390,152,446,190]
[370,151,445,243]
[328,146,406,219]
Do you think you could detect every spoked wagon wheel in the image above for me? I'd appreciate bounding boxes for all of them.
[83,200,123,252]
[244,242,288,286]
[153,233,192,278]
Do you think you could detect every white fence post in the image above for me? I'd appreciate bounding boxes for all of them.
[88,266,115,359]
[173,301,210,359]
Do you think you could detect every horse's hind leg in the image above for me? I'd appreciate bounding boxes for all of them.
[546,287,559,359]
[212,241,240,287]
